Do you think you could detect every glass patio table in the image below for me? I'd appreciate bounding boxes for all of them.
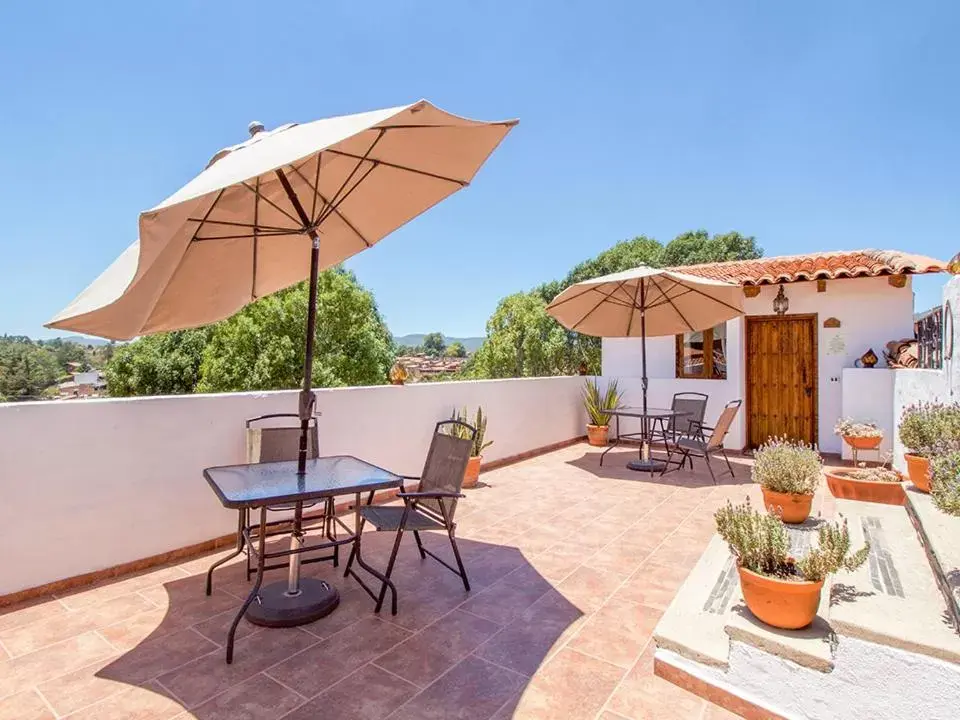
[600,407,690,475]
[203,455,402,663]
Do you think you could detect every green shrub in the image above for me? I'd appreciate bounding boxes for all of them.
[899,402,960,457]
[752,437,822,495]
[582,378,622,427]
[930,447,960,517]
[715,499,869,582]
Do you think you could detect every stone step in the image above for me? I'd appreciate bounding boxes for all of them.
[829,499,960,664]
[904,487,960,633]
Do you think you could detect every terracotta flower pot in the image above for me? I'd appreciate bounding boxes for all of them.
[462,456,482,489]
[738,566,824,630]
[587,424,609,447]
[843,435,882,451]
[904,454,931,493]
[761,487,813,524]
[824,470,905,506]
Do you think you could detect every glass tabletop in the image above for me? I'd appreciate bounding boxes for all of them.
[203,455,403,509]
[607,407,689,419]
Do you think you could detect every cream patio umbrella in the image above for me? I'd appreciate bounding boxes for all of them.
[546,266,743,470]
[48,99,516,467]
[47,101,516,628]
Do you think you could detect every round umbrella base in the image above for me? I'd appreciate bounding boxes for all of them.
[627,459,666,473]
[245,578,340,627]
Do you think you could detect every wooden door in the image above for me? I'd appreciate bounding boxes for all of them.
[746,315,817,448]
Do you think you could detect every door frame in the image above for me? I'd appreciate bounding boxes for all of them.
[744,313,819,449]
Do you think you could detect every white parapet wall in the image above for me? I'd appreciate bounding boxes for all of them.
[840,368,896,462]
[0,377,586,597]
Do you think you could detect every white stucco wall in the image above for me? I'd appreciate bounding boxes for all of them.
[839,369,896,462]
[0,377,586,596]
[603,276,916,453]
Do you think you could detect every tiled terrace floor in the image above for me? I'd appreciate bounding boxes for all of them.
[0,443,781,720]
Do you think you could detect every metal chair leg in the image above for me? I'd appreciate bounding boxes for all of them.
[376,527,405,614]
[412,530,427,559]
[703,453,718,484]
[721,449,735,478]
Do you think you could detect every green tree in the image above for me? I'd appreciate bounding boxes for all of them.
[0,337,61,399]
[471,293,567,378]
[197,269,394,392]
[105,328,211,397]
[661,230,762,267]
[447,341,467,358]
[421,332,446,358]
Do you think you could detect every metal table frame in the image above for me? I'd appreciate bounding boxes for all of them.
[203,455,402,663]
[600,407,689,475]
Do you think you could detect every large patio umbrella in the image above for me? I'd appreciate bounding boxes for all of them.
[47,100,516,623]
[546,266,743,468]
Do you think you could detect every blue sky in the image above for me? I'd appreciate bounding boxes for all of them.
[1,1,957,339]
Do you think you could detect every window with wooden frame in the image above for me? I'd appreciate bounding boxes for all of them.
[675,323,727,379]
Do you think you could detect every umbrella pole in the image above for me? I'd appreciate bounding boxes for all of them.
[640,278,650,462]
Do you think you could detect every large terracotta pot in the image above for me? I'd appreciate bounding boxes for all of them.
[824,470,905,506]
[904,454,931,493]
[463,456,482,489]
[587,424,609,447]
[843,435,882,451]
[761,487,813,524]
[738,566,824,630]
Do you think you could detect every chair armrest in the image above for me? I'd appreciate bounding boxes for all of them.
[398,475,420,491]
[398,491,465,500]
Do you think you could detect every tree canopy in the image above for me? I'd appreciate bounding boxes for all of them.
[421,332,446,358]
[447,341,467,358]
[106,268,395,396]
[474,230,761,378]
[0,337,62,400]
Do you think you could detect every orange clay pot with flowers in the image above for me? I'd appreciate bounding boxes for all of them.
[834,417,883,452]
[753,438,822,524]
[715,499,870,630]
[898,403,960,493]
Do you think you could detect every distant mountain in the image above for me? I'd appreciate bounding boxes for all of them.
[394,334,485,352]
[46,335,114,347]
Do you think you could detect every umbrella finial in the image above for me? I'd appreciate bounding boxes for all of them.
[248,121,265,136]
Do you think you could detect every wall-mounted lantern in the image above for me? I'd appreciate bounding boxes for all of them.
[772,285,789,316]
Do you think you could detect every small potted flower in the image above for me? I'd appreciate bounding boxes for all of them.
[716,499,870,629]
[834,417,883,452]
[449,407,493,489]
[582,379,623,447]
[753,437,822,523]
[898,403,960,492]
[825,457,905,506]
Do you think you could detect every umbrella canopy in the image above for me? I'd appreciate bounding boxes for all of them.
[47,100,517,340]
[545,265,743,338]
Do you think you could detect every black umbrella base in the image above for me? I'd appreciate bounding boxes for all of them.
[627,459,666,473]
[246,578,340,627]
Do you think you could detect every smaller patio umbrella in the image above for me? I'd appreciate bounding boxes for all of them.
[546,266,743,469]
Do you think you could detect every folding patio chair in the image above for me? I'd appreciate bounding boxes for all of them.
[344,419,475,614]
[663,400,742,483]
[206,413,336,595]
[654,392,709,451]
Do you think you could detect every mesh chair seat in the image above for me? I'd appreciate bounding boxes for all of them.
[677,436,708,452]
[359,505,445,532]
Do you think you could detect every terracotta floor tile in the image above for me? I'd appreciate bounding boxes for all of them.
[0,632,115,699]
[159,627,317,707]
[98,608,191,652]
[0,592,155,657]
[98,627,219,688]
[511,648,625,720]
[190,673,303,720]
[56,566,188,611]
[138,584,245,628]
[555,567,626,614]
[36,653,129,716]
[587,543,654,579]
[265,618,409,699]
[61,683,185,720]
[383,578,474,632]
[0,690,54,720]
[373,609,500,686]
[0,597,66,634]
[388,655,526,720]
[702,702,744,719]
[458,576,551,625]
[566,599,662,668]
[608,658,705,720]
[184,609,264,647]
[282,663,418,720]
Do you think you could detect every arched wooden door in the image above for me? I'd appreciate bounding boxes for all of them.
[746,314,818,448]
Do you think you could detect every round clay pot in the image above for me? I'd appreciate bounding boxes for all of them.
[824,470,905,506]
[843,435,882,451]
[738,566,824,630]
[904,454,931,493]
[761,487,813,524]
[462,455,482,489]
[586,424,609,447]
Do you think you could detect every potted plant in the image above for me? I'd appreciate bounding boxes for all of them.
[753,437,822,523]
[825,459,905,506]
[930,444,960,516]
[582,378,622,446]
[834,418,883,452]
[389,360,408,386]
[715,499,870,629]
[449,407,493,488]
[898,403,960,492]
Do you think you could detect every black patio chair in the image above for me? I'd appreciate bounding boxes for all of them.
[344,419,475,614]
[205,413,337,595]
[663,400,742,483]
[654,392,709,451]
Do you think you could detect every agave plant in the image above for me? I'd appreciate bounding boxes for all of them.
[449,406,493,457]
[582,379,622,427]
